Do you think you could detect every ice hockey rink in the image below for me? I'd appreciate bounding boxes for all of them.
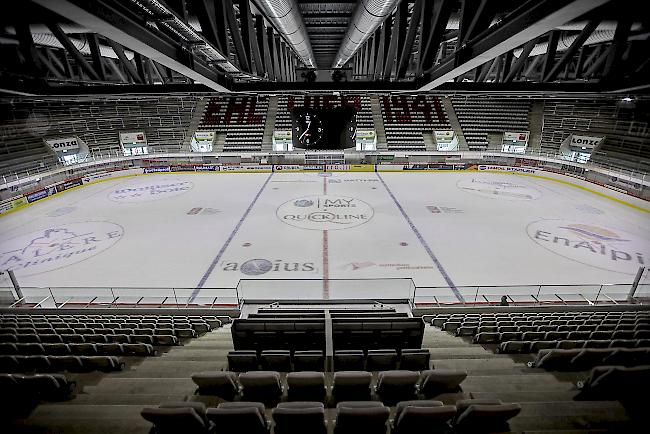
[1,170,649,305]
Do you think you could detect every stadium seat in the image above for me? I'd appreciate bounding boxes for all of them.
[191,371,239,399]
[272,402,327,434]
[334,401,389,434]
[392,401,456,434]
[366,349,398,371]
[142,407,212,434]
[399,349,430,370]
[334,350,365,371]
[332,371,372,403]
[239,371,283,406]
[293,350,324,371]
[287,371,326,402]
[418,369,468,398]
[228,350,259,372]
[206,402,267,434]
[453,399,521,432]
[260,350,292,371]
[374,370,419,405]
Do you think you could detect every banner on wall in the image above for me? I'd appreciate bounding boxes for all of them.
[55,178,83,193]
[326,164,374,172]
[144,166,171,173]
[221,165,272,173]
[274,165,304,172]
[191,131,215,152]
[273,130,293,152]
[45,137,80,152]
[501,131,529,154]
[570,135,603,147]
[478,165,536,174]
[355,129,377,151]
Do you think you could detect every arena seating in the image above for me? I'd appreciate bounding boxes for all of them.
[451,96,531,150]
[0,96,199,178]
[0,313,223,374]
[541,98,650,166]
[0,373,76,417]
[197,96,268,151]
[380,95,450,150]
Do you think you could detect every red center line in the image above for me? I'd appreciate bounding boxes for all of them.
[322,175,329,299]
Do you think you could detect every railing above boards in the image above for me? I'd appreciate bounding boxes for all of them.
[0,281,646,310]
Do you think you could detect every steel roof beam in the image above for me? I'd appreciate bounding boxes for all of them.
[418,0,612,91]
[32,0,230,91]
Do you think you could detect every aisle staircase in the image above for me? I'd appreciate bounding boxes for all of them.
[261,96,279,152]
[183,97,209,149]
[527,100,545,150]
[442,97,469,151]
[370,95,388,151]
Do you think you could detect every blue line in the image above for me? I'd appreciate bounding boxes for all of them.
[190,173,274,302]
[376,173,465,303]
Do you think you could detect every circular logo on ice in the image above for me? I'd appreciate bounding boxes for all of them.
[0,222,124,276]
[108,179,193,203]
[294,199,314,207]
[527,219,650,274]
[277,195,374,230]
[457,178,541,201]
[240,259,274,276]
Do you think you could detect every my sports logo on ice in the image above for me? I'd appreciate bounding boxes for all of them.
[0,222,123,276]
[276,195,374,230]
[527,220,649,274]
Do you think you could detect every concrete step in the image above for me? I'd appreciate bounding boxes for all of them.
[84,378,195,395]
[470,391,579,403]
[431,358,519,371]
[9,405,151,434]
[59,393,185,405]
[510,401,633,431]
[427,347,504,359]
[462,375,576,392]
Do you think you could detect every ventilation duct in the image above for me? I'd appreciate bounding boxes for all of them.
[253,0,316,68]
[332,0,401,68]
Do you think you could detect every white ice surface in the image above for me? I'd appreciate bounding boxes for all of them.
[0,171,648,303]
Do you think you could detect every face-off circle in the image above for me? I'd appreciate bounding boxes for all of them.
[457,178,541,201]
[108,178,193,203]
[277,195,374,230]
[526,219,650,274]
[0,221,124,276]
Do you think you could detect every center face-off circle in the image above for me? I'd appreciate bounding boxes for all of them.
[277,195,374,230]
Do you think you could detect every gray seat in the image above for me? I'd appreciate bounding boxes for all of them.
[375,370,419,405]
[532,349,582,370]
[158,402,209,426]
[334,350,365,371]
[293,350,324,371]
[191,371,239,400]
[392,401,456,434]
[228,350,259,372]
[239,371,283,406]
[454,399,521,432]
[334,402,389,434]
[332,371,372,403]
[418,369,467,398]
[142,407,211,434]
[399,349,430,370]
[287,371,326,402]
[260,350,292,372]
[272,402,326,434]
[206,402,267,434]
[366,349,398,371]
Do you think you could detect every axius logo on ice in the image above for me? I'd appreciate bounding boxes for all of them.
[222,258,317,275]
[527,220,649,274]
[0,222,124,276]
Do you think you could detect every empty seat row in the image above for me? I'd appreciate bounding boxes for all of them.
[1,314,228,324]
[0,342,157,357]
[0,355,124,373]
[0,326,200,338]
[228,350,324,372]
[191,369,467,407]
[473,329,649,344]
[232,319,325,351]
[0,373,75,402]
[499,338,649,354]
[530,347,650,371]
[448,321,649,334]
[142,398,520,434]
[0,332,178,345]
[430,311,650,326]
[332,318,424,350]
[334,349,430,371]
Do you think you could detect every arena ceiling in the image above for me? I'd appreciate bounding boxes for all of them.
[0,0,648,95]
